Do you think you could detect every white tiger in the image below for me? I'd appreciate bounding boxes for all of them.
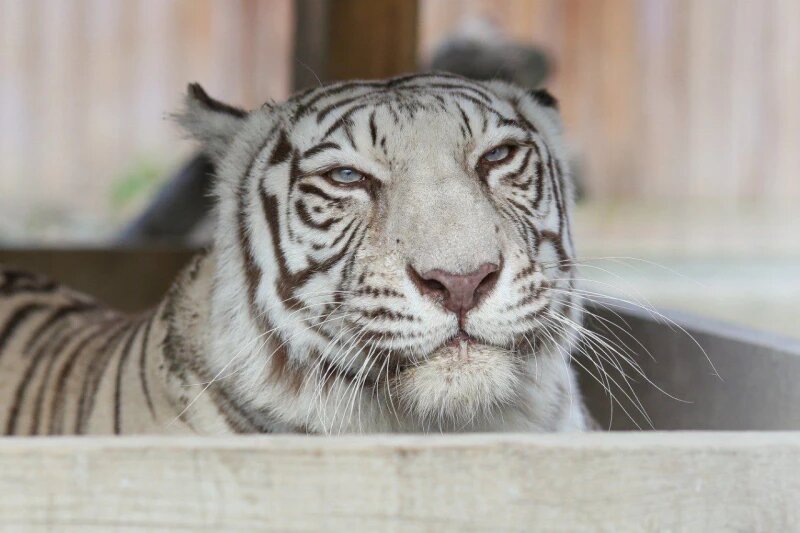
[0,73,591,434]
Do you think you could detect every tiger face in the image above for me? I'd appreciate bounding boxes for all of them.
[179,73,584,432]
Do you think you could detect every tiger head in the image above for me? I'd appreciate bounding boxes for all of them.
[177,73,584,433]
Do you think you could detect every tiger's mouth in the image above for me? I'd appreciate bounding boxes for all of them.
[390,330,524,424]
[428,331,513,366]
[443,330,479,349]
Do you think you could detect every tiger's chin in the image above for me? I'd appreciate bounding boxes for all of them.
[393,339,523,427]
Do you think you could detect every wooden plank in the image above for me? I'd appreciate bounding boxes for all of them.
[0,433,798,531]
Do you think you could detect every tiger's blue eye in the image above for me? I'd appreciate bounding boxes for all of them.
[483,145,511,162]
[328,167,365,184]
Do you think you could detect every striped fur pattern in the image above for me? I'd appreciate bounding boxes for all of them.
[1,73,590,434]
[0,269,186,435]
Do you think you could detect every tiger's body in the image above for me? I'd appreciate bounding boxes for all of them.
[0,269,187,435]
[1,73,591,435]
[0,257,295,434]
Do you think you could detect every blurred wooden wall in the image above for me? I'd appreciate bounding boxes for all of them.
[2,0,798,246]
[420,0,800,203]
[0,0,293,241]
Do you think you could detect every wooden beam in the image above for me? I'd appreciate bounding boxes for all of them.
[1,433,799,531]
[0,248,197,312]
[292,0,418,90]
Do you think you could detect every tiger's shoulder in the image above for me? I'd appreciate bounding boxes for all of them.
[0,255,219,435]
[0,266,117,347]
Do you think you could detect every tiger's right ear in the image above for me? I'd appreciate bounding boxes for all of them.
[527,88,562,133]
[174,83,248,163]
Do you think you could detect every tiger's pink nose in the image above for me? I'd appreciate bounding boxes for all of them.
[409,262,500,319]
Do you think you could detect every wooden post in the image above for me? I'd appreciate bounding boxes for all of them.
[292,0,418,90]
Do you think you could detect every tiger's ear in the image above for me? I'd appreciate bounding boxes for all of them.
[175,83,248,163]
[529,88,558,110]
[528,88,562,131]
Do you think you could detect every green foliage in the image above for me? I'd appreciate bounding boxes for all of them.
[110,157,165,213]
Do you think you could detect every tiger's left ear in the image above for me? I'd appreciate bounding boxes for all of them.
[174,83,248,163]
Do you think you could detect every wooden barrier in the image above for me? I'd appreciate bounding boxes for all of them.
[0,247,197,312]
[1,433,799,531]
[581,299,800,431]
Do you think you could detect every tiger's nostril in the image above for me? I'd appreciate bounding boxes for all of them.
[421,278,447,295]
[408,262,501,320]
[476,269,500,297]
[407,266,448,300]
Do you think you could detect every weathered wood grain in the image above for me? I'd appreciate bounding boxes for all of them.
[0,432,798,531]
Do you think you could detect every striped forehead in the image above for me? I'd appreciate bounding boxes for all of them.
[289,74,507,115]
[295,97,456,152]
[286,83,532,159]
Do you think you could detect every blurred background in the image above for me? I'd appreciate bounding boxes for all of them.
[0,0,797,338]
